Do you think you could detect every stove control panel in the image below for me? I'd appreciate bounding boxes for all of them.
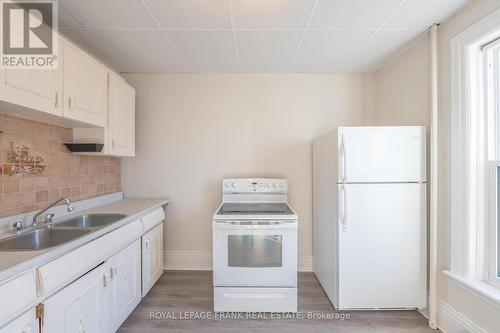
[223,178,287,193]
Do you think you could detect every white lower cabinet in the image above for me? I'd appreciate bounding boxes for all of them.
[1,208,166,332]
[107,240,141,332]
[43,263,110,333]
[42,240,143,333]
[142,223,164,296]
[0,309,38,333]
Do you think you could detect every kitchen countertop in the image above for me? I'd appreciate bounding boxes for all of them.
[0,197,169,282]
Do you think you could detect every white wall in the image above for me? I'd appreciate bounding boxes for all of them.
[373,0,500,331]
[374,34,430,127]
[122,73,374,271]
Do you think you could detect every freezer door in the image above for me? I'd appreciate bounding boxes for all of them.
[338,127,426,183]
[337,183,426,309]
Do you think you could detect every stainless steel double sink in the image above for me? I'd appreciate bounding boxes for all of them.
[0,213,126,251]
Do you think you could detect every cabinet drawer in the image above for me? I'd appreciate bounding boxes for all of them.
[37,220,141,299]
[0,270,36,326]
[0,308,38,333]
[214,287,297,313]
[141,207,165,233]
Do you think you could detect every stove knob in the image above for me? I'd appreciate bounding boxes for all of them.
[267,183,273,188]
[231,182,237,188]
[272,183,277,188]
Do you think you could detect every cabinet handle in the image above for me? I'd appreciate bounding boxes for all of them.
[54,92,59,107]
[103,273,108,288]
[112,138,115,148]
[68,96,74,110]
[110,266,118,279]
[80,318,86,333]
[145,240,149,250]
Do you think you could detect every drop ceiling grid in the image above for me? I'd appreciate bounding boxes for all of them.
[57,0,472,74]
[57,3,134,72]
[287,0,320,72]
[337,0,409,74]
[227,0,241,72]
[140,0,192,72]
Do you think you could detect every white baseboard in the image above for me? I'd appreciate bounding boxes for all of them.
[164,251,313,272]
[298,255,313,272]
[164,251,212,270]
[438,300,487,333]
[418,291,430,321]
[418,307,429,320]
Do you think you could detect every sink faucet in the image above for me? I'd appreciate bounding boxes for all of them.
[32,198,74,228]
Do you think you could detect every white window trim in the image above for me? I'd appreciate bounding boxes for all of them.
[489,161,500,288]
[449,7,500,297]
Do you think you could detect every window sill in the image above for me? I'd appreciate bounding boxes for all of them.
[443,270,500,308]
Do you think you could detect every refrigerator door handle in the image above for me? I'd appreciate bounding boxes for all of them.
[340,135,347,182]
[340,185,348,231]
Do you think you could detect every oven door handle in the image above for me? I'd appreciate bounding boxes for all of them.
[212,223,297,230]
[223,291,288,299]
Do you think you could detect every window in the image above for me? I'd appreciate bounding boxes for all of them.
[450,16,500,290]
[485,39,500,286]
[491,163,500,280]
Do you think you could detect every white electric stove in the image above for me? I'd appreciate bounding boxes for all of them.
[212,178,298,313]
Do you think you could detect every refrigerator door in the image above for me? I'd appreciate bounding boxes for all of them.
[337,183,426,309]
[338,127,426,183]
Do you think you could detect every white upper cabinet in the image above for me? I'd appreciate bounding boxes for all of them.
[108,73,136,156]
[0,37,63,118]
[0,33,136,156]
[62,40,108,127]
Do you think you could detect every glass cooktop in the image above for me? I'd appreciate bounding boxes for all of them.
[216,203,294,215]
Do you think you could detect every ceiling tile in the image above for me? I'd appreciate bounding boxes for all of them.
[168,31,237,72]
[343,29,423,73]
[55,0,472,73]
[231,0,316,29]
[60,0,156,29]
[309,0,401,29]
[58,5,86,30]
[237,31,301,72]
[60,30,131,72]
[292,30,372,72]
[383,0,471,29]
[97,30,188,72]
[145,0,231,29]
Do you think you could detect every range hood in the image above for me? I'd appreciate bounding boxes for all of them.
[64,143,104,153]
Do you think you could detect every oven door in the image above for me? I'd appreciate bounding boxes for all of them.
[213,221,297,287]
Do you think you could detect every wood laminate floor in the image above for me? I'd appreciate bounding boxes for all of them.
[118,271,437,333]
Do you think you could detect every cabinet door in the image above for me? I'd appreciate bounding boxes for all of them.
[63,41,108,127]
[142,223,164,296]
[0,38,63,117]
[108,74,135,156]
[108,240,141,332]
[43,263,110,333]
[0,309,38,333]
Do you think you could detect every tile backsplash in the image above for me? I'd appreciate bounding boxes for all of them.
[0,113,121,218]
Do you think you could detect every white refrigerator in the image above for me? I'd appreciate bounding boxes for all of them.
[312,126,427,310]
